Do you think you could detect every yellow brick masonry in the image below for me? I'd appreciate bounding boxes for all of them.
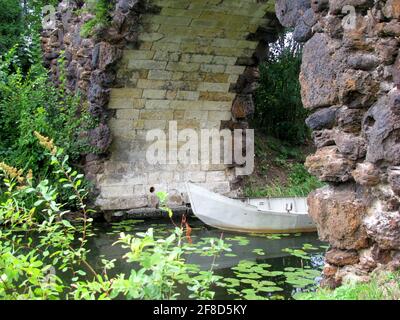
[95,0,275,210]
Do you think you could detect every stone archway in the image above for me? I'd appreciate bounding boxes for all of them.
[90,0,282,210]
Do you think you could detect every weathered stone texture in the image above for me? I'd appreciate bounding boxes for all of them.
[308,185,369,250]
[284,0,400,285]
[94,0,279,209]
[44,0,281,210]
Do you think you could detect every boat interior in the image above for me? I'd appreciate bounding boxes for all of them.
[237,197,308,214]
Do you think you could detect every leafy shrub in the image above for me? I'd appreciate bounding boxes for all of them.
[253,33,310,145]
[243,163,324,198]
[0,46,97,179]
[0,0,24,53]
[0,135,227,300]
[80,0,114,37]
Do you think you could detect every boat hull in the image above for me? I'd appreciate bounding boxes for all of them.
[186,183,317,234]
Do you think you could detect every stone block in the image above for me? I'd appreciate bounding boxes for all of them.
[132,185,146,197]
[212,56,237,65]
[199,92,235,101]
[166,90,178,100]
[95,196,148,210]
[116,109,140,120]
[184,171,206,183]
[225,65,246,75]
[140,110,173,120]
[108,119,133,134]
[206,171,227,182]
[128,59,167,70]
[190,19,219,28]
[139,42,153,50]
[200,64,226,73]
[145,100,171,109]
[228,74,240,83]
[144,120,167,130]
[208,111,232,121]
[204,73,230,83]
[133,120,145,129]
[173,110,185,120]
[124,49,155,60]
[152,42,181,52]
[153,51,181,62]
[133,99,146,109]
[138,32,165,42]
[176,90,200,101]
[184,110,208,121]
[142,89,167,99]
[110,88,143,99]
[170,100,203,110]
[181,54,214,63]
[212,38,238,48]
[137,79,166,89]
[150,15,192,26]
[201,101,232,111]
[160,8,202,19]
[197,82,230,92]
[148,70,174,80]
[166,62,201,72]
[108,98,133,109]
[101,186,134,198]
[176,120,200,130]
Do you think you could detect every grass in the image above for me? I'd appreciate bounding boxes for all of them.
[244,163,325,198]
[295,272,400,300]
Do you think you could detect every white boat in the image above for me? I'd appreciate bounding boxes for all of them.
[185,183,316,234]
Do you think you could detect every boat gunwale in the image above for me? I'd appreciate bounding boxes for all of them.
[186,183,310,217]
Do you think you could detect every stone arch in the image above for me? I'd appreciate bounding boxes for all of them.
[91,0,282,210]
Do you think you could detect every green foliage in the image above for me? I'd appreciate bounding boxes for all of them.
[0,47,97,183]
[80,0,114,37]
[0,0,24,53]
[156,191,174,218]
[0,0,59,70]
[244,163,325,198]
[295,272,400,300]
[263,136,306,162]
[0,137,95,299]
[0,137,228,300]
[253,35,309,145]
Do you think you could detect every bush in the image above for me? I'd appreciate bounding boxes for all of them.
[0,0,24,53]
[244,163,324,198]
[80,0,114,37]
[253,33,310,145]
[0,47,97,180]
[0,137,227,300]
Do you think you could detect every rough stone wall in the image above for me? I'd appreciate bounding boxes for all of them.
[41,0,164,202]
[42,0,281,210]
[276,0,400,287]
[95,0,280,210]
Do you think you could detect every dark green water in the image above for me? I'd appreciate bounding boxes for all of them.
[87,217,327,300]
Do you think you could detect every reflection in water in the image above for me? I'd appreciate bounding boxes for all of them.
[87,217,327,300]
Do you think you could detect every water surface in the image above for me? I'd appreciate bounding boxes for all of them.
[87,217,327,300]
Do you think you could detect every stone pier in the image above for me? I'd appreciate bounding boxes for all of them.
[94,0,279,209]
